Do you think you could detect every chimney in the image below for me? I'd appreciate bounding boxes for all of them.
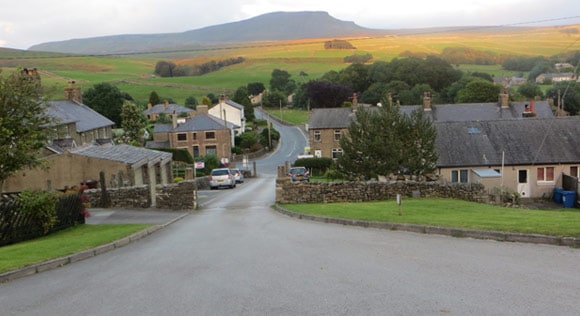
[388,92,393,107]
[197,104,209,115]
[163,100,169,111]
[523,99,537,118]
[172,110,177,129]
[423,91,432,111]
[64,80,82,103]
[498,88,509,109]
[147,103,152,110]
[352,93,358,112]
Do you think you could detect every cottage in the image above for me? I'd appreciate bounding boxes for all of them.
[209,95,246,135]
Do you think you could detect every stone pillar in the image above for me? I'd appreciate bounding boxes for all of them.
[148,162,157,208]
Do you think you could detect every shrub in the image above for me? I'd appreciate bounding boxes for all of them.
[293,157,334,176]
[17,191,59,234]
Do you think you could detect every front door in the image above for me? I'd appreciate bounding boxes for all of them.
[517,169,531,197]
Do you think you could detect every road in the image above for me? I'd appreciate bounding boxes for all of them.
[1,117,580,315]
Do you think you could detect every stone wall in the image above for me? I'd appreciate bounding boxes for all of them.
[276,178,489,204]
[86,180,198,210]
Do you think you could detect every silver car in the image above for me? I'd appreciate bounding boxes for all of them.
[209,168,236,189]
[230,168,244,183]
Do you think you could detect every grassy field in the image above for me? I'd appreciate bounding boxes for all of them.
[264,108,311,125]
[281,198,580,237]
[0,224,150,274]
[1,24,579,104]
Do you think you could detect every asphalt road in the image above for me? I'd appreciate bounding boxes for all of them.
[1,119,580,315]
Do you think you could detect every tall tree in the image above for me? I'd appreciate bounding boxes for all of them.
[232,86,255,122]
[82,82,127,126]
[547,81,580,115]
[149,91,161,105]
[247,82,266,96]
[120,100,147,145]
[269,69,296,95]
[337,103,437,180]
[0,69,54,191]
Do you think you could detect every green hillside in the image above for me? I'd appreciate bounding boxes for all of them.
[1,24,579,105]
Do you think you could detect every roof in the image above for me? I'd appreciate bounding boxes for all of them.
[73,144,172,168]
[47,100,114,132]
[435,117,580,167]
[212,99,244,111]
[308,107,355,129]
[309,101,554,129]
[144,103,193,115]
[152,114,233,134]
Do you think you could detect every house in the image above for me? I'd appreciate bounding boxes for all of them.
[147,105,234,162]
[143,101,195,121]
[3,80,174,193]
[535,72,576,84]
[435,117,580,198]
[209,95,246,135]
[45,81,115,153]
[307,91,579,198]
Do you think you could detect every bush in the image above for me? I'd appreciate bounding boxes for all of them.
[293,157,334,176]
[17,191,58,234]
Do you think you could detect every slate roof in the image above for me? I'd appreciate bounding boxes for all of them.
[309,101,554,129]
[435,116,580,167]
[47,100,114,132]
[144,103,193,115]
[73,144,172,167]
[213,100,244,111]
[174,114,233,132]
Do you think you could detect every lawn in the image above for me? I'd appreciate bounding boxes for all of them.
[0,224,150,274]
[281,198,580,237]
[264,108,311,125]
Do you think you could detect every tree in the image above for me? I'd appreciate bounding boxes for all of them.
[206,93,218,104]
[82,82,128,126]
[154,61,178,77]
[269,69,296,95]
[120,100,147,145]
[517,82,544,100]
[304,80,353,108]
[338,63,371,93]
[456,79,501,103]
[149,91,161,105]
[232,86,255,122]
[336,104,438,180]
[546,81,580,115]
[0,69,54,191]
[247,82,266,96]
[184,96,198,109]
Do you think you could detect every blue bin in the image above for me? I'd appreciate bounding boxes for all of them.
[562,191,576,208]
[553,188,564,204]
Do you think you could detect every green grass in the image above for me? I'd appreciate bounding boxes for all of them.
[281,198,580,237]
[264,108,311,125]
[0,224,150,274]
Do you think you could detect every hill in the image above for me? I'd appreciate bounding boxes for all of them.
[28,11,376,55]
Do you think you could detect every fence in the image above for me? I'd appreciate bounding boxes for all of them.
[0,193,85,246]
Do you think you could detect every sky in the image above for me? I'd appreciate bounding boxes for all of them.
[1,0,580,50]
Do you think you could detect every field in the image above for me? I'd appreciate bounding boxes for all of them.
[1,24,579,104]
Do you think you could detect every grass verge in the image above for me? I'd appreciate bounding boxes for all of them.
[0,224,150,274]
[281,198,580,237]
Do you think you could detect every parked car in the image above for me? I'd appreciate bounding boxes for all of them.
[209,168,236,189]
[230,168,244,183]
[288,166,310,182]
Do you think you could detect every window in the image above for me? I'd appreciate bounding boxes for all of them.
[193,146,199,158]
[206,131,215,139]
[193,133,197,140]
[571,166,579,178]
[451,169,468,183]
[334,130,341,141]
[332,148,343,159]
[206,145,217,156]
[314,131,321,142]
[537,167,554,182]
[177,133,187,141]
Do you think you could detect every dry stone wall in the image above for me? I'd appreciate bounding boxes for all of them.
[276,178,489,204]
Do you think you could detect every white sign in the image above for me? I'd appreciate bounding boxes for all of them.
[195,162,205,169]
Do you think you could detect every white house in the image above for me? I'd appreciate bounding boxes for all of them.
[209,96,246,135]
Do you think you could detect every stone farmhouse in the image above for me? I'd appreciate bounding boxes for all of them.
[307,91,580,199]
[535,72,577,84]
[146,105,234,163]
[3,81,173,193]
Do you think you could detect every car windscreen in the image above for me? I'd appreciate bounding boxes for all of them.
[212,170,229,176]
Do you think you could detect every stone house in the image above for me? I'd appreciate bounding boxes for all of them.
[209,95,246,135]
[306,92,580,198]
[535,72,577,84]
[3,81,173,192]
[143,101,195,121]
[147,105,233,162]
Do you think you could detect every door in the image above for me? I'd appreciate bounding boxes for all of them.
[517,169,531,197]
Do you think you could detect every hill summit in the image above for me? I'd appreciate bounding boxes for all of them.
[29,11,376,55]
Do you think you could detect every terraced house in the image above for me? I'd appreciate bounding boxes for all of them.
[307,91,580,199]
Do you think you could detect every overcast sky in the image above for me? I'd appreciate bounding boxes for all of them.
[1,0,579,49]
